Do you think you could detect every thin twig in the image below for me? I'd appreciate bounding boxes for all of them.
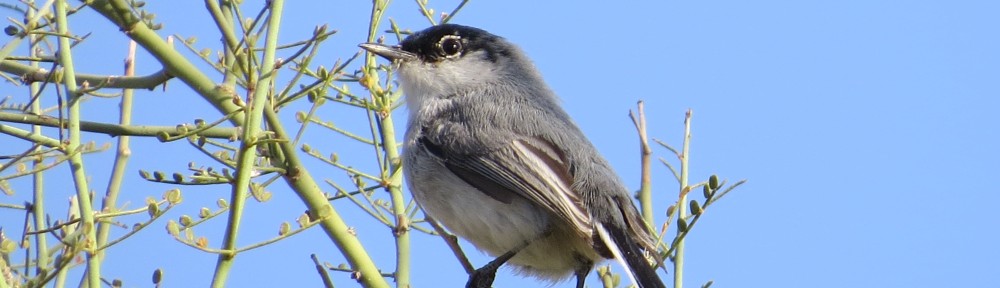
[427,217,475,274]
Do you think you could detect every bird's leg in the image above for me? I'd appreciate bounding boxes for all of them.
[466,242,529,288]
[573,254,594,288]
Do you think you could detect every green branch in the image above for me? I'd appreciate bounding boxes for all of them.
[0,111,239,139]
[54,0,102,286]
[630,101,655,229]
[0,124,62,147]
[0,60,171,89]
[27,2,52,276]
[673,110,693,288]
[363,0,411,285]
[210,0,287,285]
[95,40,137,264]
[86,0,245,127]
[265,106,389,287]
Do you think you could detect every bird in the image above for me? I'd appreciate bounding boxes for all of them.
[360,24,665,288]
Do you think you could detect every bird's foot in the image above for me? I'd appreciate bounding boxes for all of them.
[465,249,519,288]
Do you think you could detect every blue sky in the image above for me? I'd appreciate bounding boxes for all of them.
[2,0,998,287]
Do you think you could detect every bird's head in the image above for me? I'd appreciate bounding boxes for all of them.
[360,24,541,104]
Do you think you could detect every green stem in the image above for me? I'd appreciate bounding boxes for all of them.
[210,1,285,287]
[55,0,102,287]
[204,0,242,87]
[96,40,136,263]
[0,0,55,66]
[0,111,240,139]
[381,85,410,288]
[0,38,25,70]
[440,0,470,24]
[0,60,171,89]
[0,124,61,147]
[674,110,693,288]
[264,108,389,288]
[363,1,410,286]
[28,1,50,275]
[631,101,655,228]
[86,0,245,127]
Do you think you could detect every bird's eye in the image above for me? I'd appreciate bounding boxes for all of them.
[438,36,463,57]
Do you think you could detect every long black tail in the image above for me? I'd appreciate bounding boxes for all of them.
[597,223,666,288]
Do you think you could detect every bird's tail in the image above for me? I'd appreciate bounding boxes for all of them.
[596,223,666,288]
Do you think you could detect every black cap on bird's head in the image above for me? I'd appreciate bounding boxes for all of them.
[360,24,514,64]
[360,24,546,103]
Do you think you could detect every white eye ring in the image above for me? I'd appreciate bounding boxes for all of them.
[437,35,463,58]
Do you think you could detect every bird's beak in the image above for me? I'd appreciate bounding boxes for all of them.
[359,43,417,62]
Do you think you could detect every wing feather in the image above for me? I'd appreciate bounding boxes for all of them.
[422,135,592,238]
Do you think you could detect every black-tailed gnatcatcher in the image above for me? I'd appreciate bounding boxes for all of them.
[361,24,665,288]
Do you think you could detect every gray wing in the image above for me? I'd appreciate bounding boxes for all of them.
[418,135,593,239]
